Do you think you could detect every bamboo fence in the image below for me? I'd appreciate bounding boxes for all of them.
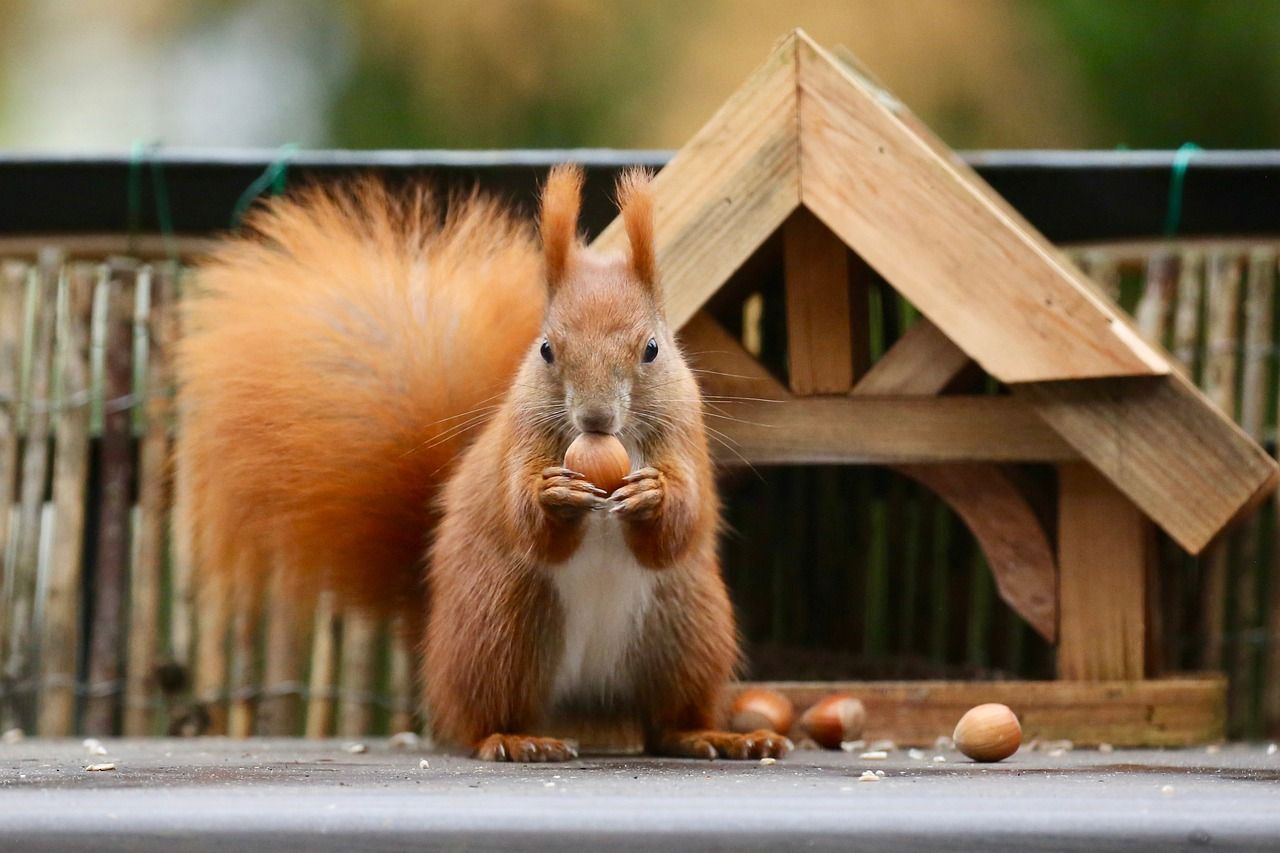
[0,237,1277,739]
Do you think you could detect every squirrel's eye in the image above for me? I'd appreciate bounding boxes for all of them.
[540,340,554,364]
[642,338,659,363]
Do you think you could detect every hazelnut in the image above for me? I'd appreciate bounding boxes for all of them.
[953,703,1021,762]
[564,432,630,494]
[800,694,866,749]
[729,688,794,735]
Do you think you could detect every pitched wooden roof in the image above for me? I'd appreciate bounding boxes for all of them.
[592,29,1277,553]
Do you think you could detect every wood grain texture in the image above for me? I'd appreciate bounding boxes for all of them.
[1057,463,1149,681]
[592,32,800,329]
[1021,374,1278,555]
[797,33,1165,382]
[712,396,1076,466]
[852,318,971,395]
[37,263,94,736]
[782,208,853,394]
[725,676,1224,746]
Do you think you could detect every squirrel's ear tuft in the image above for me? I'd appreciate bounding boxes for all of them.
[615,167,657,292]
[540,164,584,291]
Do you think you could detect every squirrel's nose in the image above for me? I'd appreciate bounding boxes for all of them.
[575,407,617,435]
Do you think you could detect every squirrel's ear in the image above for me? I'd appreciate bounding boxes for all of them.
[540,164,584,291]
[615,167,657,292]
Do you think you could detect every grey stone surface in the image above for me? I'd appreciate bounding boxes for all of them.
[1,737,1278,851]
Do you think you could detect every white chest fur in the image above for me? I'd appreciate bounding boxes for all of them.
[549,511,656,704]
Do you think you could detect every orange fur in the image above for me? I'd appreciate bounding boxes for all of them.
[175,180,544,615]
[615,167,657,288]
[539,164,584,289]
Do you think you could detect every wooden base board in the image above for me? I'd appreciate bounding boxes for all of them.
[551,677,1224,752]
[726,677,1225,748]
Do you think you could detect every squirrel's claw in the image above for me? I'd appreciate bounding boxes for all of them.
[609,468,664,520]
[540,467,609,518]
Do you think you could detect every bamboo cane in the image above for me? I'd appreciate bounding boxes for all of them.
[2,249,60,731]
[36,262,94,735]
[305,591,339,738]
[1133,250,1179,676]
[387,615,416,735]
[1198,252,1242,676]
[0,261,28,713]
[1232,249,1274,737]
[167,268,195,685]
[124,264,178,736]
[227,596,261,738]
[192,576,230,735]
[258,561,306,736]
[338,609,380,738]
[82,259,137,735]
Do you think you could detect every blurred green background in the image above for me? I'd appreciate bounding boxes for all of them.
[0,0,1277,152]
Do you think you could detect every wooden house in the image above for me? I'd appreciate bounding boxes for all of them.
[590,30,1278,745]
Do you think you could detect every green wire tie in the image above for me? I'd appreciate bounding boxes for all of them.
[126,141,180,265]
[231,143,299,229]
[1163,142,1201,237]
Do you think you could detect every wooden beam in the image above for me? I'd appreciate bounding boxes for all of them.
[1057,463,1150,681]
[1020,375,1279,555]
[853,318,971,395]
[710,396,1077,466]
[795,32,1166,383]
[724,677,1224,747]
[783,208,853,394]
[592,32,800,329]
[679,311,788,401]
[898,464,1056,642]
[851,317,1056,643]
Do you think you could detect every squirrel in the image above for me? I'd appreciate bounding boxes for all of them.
[174,164,791,762]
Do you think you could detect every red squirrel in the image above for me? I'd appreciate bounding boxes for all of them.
[175,165,790,762]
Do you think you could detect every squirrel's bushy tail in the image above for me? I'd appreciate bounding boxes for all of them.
[174,181,544,614]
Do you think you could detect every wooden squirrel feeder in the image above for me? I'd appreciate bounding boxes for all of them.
[591,30,1278,746]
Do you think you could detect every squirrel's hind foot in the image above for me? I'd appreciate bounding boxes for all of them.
[474,734,579,763]
[653,729,792,761]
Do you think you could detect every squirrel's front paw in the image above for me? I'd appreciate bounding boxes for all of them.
[608,467,664,521]
[539,466,608,519]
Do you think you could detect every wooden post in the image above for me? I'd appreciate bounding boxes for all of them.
[83,259,137,735]
[38,262,95,735]
[1057,463,1150,681]
[783,208,853,394]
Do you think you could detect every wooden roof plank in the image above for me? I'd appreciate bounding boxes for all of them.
[795,33,1167,383]
[1019,374,1280,554]
[592,33,801,328]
